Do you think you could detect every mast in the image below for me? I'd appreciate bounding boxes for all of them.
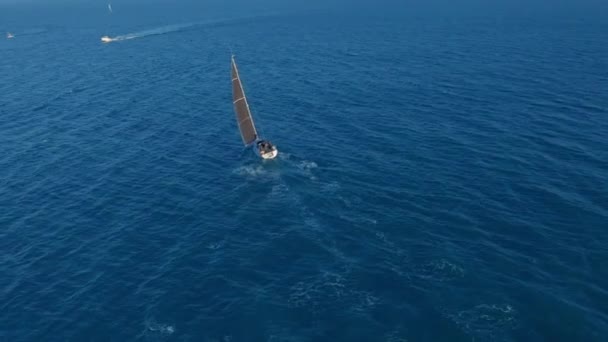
[231,56,258,145]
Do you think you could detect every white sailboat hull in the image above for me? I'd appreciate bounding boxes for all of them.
[259,149,278,160]
[101,36,113,43]
[253,141,278,159]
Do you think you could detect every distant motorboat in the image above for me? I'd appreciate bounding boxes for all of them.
[231,55,278,160]
[7,32,15,39]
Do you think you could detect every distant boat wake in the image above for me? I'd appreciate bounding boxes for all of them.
[101,23,196,43]
[100,13,281,44]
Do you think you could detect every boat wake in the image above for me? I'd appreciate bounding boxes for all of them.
[233,165,272,178]
[101,23,196,43]
[100,13,281,44]
[20,28,48,36]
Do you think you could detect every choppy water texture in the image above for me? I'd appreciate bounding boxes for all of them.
[1,4,608,342]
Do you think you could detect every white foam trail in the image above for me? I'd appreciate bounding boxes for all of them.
[233,165,268,178]
[102,23,196,43]
[99,14,278,44]
[145,320,175,335]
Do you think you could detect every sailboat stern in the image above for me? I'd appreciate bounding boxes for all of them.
[260,149,278,160]
[256,140,278,159]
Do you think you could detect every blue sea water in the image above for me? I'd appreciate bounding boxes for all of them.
[1,2,608,341]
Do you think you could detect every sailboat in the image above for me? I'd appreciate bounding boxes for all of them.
[6,32,15,39]
[231,55,278,159]
[101,3,113,43]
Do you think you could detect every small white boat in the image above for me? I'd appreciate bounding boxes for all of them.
[7,32,15,39]
[101,36,112,43]
[231,55,278,160]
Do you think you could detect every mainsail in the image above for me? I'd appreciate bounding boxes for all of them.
[231,56,258,145]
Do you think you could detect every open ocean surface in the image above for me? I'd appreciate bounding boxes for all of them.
[1,2,607,341]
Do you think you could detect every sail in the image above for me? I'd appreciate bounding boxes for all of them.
[231,56,258,145]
